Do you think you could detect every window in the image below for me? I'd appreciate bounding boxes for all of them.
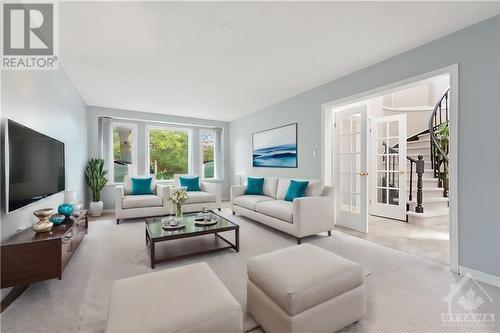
[112,123,137,183]
[148,126,190,180]
[201,130,215,179]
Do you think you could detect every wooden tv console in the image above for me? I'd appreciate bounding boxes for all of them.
[0,210,88,311]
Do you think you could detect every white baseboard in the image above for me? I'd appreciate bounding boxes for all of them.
[459,265,500,288]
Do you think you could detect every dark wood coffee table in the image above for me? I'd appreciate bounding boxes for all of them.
[145,211,239,268]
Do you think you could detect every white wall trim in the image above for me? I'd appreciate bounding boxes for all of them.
[321,64,459,273]
[459,266,500,288]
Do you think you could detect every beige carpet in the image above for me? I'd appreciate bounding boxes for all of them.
[1,209,499,332]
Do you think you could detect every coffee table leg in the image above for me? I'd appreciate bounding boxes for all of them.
[150,239,155,269]
[235,227,240,252]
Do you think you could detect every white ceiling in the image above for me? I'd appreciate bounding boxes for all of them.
[60,2,500,121]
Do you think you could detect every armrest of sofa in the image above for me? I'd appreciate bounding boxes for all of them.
[115,185,125,214]
[201,182,222,206]
[293,189,334,237]
[156,184,171,207]
[230,185,246,202]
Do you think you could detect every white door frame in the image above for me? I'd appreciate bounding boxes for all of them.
[321,64,459,273]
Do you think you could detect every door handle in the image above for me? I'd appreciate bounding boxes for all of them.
[359,171,368,176]
[399,170,405,175]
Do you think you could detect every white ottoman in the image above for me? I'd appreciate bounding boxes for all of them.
[247,244,364,333]
[106,262,243,333]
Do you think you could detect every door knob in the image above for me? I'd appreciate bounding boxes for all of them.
[399,170,405,175]
[359,171,368,176]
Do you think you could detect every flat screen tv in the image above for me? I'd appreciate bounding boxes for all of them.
[6,120,65,212]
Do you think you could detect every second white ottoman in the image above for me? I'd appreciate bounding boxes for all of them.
[247,244,364,333]
[106,262,242,333]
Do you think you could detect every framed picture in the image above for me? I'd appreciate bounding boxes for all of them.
[252,123,297,168]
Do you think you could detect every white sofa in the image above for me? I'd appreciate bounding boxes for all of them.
[173,174,222,213]
[231,177,334,244]
[115,175,170,224]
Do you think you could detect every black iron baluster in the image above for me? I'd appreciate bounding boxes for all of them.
[415,155,424,213]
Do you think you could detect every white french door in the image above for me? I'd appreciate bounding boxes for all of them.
[335,105,368,233]
[370,114,407,220]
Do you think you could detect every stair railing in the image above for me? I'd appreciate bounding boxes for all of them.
[382,142,424,214]
[429,88,450,197]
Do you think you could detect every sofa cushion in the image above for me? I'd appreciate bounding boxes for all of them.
[180,176,201,191]
[124,175,156,195]
[122,195,162,209]
[255,200,293,223]
[184,191,216,204]
[106,262,242,333]
[284,180,309,202]
[247,244,363,316]
[277,178,324,200]
[245,177,265,195]
[245,177,279,199]
[233,195,274,211]
[131,177,153,195]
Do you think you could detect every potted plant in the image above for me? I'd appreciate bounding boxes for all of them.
[169,188,188,218]
[85,158,108,217]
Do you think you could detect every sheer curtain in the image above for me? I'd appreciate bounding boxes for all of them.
[214,128,223,179]
[98,116,113,171]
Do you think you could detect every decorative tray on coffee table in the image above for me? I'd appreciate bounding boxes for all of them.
[161,217,185,230]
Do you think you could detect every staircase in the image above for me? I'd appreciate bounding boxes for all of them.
[405,88,450,227]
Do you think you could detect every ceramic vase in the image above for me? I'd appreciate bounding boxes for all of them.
[33,208,54,233]
[89,201,103,217]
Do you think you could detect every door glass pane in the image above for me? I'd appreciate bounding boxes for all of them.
[377,172,387,187]
[351,114,361,133]
[389,121,399,137]
[340,192,350,211]
[351,194,360,214]
[377,122,387,138]
[377,155,387,171]
[388,189,399,205]
[387,172,399,188]
[201,130,215,179]
[352,174,360,194]
[340,173,351,192]
[341,135,351,153]
[341,118,351,135]
[387,155,399,171]
[352,154,360,173]
[340,154,351,172]
[377,139,387,154]
[377,188,387,204]
[388,137,399,153]
[352,134,361,153]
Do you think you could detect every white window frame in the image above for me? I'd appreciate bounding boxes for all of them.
[145,124,193,180]
[110,122,138,184]
[200,128,216,179]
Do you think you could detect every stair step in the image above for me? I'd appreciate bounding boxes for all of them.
[408,187,446,198]
[418,133,430,139]
[407,208,449,226]
[408,138,430,144]
[408,197,449,210]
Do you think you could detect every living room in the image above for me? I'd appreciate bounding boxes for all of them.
[1,2,500,333]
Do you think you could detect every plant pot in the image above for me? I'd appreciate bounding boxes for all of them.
[89,201,104,217]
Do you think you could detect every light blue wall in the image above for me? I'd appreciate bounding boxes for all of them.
[230,16,500,277]
[86,106,231,209]
[1,69,88,242]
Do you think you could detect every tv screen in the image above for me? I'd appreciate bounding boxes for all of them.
[7,120,65,212]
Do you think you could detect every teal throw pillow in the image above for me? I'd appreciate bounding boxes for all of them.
[180,176,201,191]
[284,180,309,202]
[131,177,153,195]
[245,177,264,195]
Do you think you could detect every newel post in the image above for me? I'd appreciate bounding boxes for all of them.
[415,155,424,213]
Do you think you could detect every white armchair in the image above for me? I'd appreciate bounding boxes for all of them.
[115,175,170,224]
[173,174,222,213]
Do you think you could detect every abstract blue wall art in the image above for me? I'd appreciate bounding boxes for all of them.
[252,123,297,168]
